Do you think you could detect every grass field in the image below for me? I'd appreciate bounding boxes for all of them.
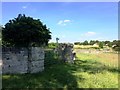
[2,49,119,88]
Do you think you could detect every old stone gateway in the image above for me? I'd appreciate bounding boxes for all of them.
[1,44,75,74]
[2,47,44,74]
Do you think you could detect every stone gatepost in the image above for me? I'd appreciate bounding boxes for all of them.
[56,44,75,63]
[2,47,45,74]
[30,47,44,73]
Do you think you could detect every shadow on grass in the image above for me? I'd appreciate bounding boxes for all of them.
[3,49,119,88]
[2,49,80,88]
[74,58,120,74]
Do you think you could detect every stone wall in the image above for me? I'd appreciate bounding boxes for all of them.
[30,47,44,73]
[2,47,44,74]
[55,44,75,63]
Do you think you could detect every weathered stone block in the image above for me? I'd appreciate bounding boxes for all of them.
[30,60,44,73]
[31,47,44,60]
[2,47,44,74]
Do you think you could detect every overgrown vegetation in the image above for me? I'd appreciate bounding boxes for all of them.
[74,40,120,51]
[2,49,119,88]
[48,42,57,49]
[2,14,51,47]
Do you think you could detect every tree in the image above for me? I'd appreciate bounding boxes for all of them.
[2,14,51,73]
[112,40,118,46]
[74,42,80,45]
[95,40,99,44]
[112,40,120,51]
[48,42,57,49]
[103,41,112,47]
[83,40,88,45]
[2,14,51,47]
[99,42,103,48]
[89,40,96,45]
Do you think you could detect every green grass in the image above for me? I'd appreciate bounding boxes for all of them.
[2,49,119,88]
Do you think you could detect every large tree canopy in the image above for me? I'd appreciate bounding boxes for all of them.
[2,14,51,47]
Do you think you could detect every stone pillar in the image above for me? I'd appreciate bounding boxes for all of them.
[2,47,45,74]
[30,47,44,73]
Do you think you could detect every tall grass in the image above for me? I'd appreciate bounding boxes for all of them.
[2,49,119,88]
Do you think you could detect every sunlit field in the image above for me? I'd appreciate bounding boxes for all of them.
[2,2,119,89]
[74,45,99,49]
[2,49,119,88]
[74,49,119,88]
[75,49,118,67]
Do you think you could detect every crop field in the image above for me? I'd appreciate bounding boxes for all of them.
[74,45,99,49]
[2,49,119,88]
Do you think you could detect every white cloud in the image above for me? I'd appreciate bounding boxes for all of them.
[81,32,97,37]
[58,20,63,25]
[22,6,27,9]
[84,32,96,37]
[22,3,31,9]
[57,19,71,26]
[64,20,70,23]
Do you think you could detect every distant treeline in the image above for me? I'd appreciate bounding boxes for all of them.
[48,40,120,51]
[74,40,120,51]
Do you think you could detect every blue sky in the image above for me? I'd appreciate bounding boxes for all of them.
[2,2,118,43]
